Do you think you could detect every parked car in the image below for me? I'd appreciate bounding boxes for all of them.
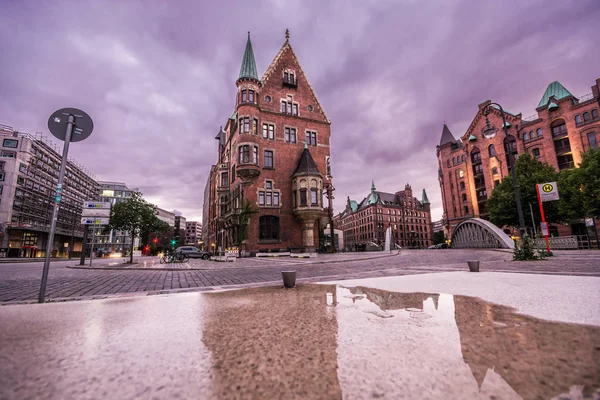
[434,243,449,249]
[427,245,437,249]
[174,246,212,259]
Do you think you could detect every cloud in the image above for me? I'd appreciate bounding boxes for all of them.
[0,0,598,222]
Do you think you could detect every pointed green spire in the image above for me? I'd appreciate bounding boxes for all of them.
[239,32,258,80]
[422,189,430,205]
[371,180,376,191]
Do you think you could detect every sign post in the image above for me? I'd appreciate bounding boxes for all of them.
[536,181,559,254]
[38,108,93,303]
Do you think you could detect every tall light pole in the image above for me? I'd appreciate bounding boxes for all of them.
[481,102,526,239]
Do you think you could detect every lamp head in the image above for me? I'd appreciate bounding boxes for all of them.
[482,115,498,139]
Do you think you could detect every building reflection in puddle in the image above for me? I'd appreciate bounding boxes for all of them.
[200,284,598,399]
[201,285,342,399]
[336,286,599,399]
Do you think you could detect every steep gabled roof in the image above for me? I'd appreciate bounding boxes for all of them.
[439,123,457,146]
[422,189,430,205]
[537,81,573,108]
[238,32,259,80]
[261,32,330,123]
[292,145,322,178]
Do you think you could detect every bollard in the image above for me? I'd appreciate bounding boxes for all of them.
[281,270,297,288]
[467,260,480,272]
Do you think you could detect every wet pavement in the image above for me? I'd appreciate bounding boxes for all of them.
[1,272,598,399]
[1,249,599,304]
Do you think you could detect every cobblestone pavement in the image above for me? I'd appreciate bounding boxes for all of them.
[0,249,598,304]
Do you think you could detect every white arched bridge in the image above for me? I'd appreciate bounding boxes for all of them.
[451,218,514,249]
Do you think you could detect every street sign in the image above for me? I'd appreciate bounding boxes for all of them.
[537,182,559,202]
[82,208,110,217]
[83,201,111,209]
[585,218,594,227]
[81,217,110,225]
[540,222,549,236]
[48,108,94,142]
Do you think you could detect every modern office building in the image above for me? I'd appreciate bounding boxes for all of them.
[185,221,201,246]
[157,207,175,227]
[0,124,98,257]
[94,181,138,255]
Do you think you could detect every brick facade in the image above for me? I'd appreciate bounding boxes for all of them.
[437,78,600,238]
[205,31,332,254]
[334,183,433,250]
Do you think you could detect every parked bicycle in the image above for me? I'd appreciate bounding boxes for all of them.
[159,250,190,264]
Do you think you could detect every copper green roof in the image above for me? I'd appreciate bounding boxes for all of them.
[350,200,358,212]
[422,189,430,205]
[439,123,457,146]
[469,134,477,141]
[238,32,259,80]
[548,101,559,111]
[537,81,573,108]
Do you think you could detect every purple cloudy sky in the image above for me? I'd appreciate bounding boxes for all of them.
[1,0,598,222]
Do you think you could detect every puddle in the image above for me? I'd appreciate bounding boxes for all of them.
[202,284,600,400]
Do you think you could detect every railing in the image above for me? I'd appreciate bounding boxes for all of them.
[522,114,539,122]
[535,235,590,250]
[283,77,298,87]
[577,93,594,103]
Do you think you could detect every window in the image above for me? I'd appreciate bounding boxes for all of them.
[471,148,481,163]
[221,172,229,187]
[253,146,258,164]
[239,117,250,133]
[491,166,498,175]
[494,180,500,187]
[281,101,286,113]
[551,120,567,138]
[266,181,272,190]
[593,109,599,119]
[253,119,258,135]
[524,132,529,141]
[575,115,582,125]
[305,131,317,146]
[0,173,4,181]
[458,170,464,178]
[259,216,279,240]
[488,144,496,157]
[532,148,541,158]
[461,193,467,202]
[262,124,275,140]
[284,71,295,85]
[0,185,3,195]
[1,151,16,158]
[285,127,296,143]
[248,90,255,103]
[299,189,307,206]
[241,90,247,102]
[19,163,27,173]
[588,132,598,150]
[536,128,543,138]
[266,192,272,206]
[308,105,313,112]
[273,192,279,206]
[265,95,272,103]
[239,145,250,163]
[459,181,465,190]
[264,150,274,168]
[259,191,265,205]
[583,112,590,122]
[446,159,450,168]
[463,206,469,215]
[311,189,318,205]
[3,139,18,148]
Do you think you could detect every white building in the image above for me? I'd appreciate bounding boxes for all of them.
[95,181,139,255]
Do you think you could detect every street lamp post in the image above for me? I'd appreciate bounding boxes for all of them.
[481,103,526,239]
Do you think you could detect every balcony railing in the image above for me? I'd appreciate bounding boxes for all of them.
[283,77,298,88]
[577,93,594,103]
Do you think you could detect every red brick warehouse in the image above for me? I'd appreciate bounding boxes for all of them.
[204,30,333,255]
[436,78,600,238]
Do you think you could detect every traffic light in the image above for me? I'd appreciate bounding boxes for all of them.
[171,239,177,246]
[153,238,158,244]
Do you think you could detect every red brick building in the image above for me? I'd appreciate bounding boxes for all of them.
[333,182,432,250]
[204,31,332,255]
[437,78,600,237]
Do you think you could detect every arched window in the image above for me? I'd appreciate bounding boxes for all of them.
[461,154,466,162]
[583,112,591,122]
[523,132,529,141]
[471,147,481,163]
[575,115,582,125]
[551,119,567,138]
[259,216,280,240]
[536,128,543,138]
[488,144,496,157]
[592,109,599,119]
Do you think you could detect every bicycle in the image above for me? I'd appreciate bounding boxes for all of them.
[159,251,189,264]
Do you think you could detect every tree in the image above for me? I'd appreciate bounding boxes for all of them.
[558,149,600,220]
[108,192,168,264]
[236,199,259,256]
[433,230,446,245]
[487,154,560,230]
